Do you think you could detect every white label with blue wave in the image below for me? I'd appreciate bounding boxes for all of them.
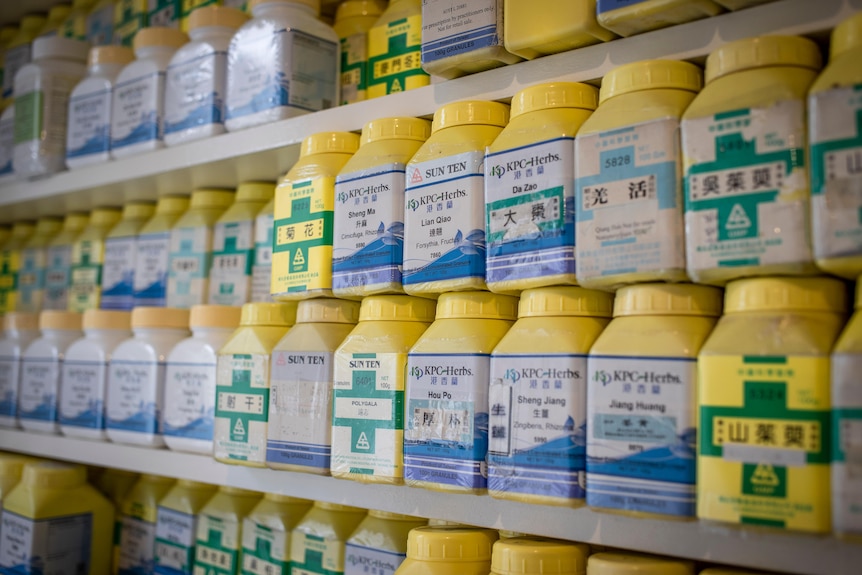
[487,354,587,501]
[164,50,227,135]
[59,360,105,429]
[333,163,406,291]
[18,358,60,423]
[134,232,172,307]
[485,138,573,285]
[111,71,162,150]
[421,0,502,65]
[106,360,163,434]
[162,362,216,441]
[0,357,20,419]
[404,151,486,285]
[0,510,92,572]
[67,88,111,160]
[576,119,685,281]
[404,354,489,490]
[101,236,137,310]
[586,355,697,517]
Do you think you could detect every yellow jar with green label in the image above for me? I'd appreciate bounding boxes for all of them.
[698,277,847,533]
[16,217,62,313]
[0,222,35,315]
[491,536,590,575]
[334,0,382,105]
[290,501,367,575]
[194,486,262,575]
[45,212,89,311]
[586,552,693,575]
[117,474,176,574]
[240,493,312,574]
[345,510,427,575]
[68,207,122,312]
[395,526,498,575]
[154,479,219,574]
[366,0,427,99]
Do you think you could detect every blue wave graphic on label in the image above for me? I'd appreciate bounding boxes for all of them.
[226,72,289,119]
[19,394,57,422]
[587,427,696,482]
[107,402,159,433]
[404,228,485,284]
[0,159,11,176]
[0,394,16,418]
[67,124,110,158]
[134,276,168,307]
[333,222,404,289]
[102,276,135,310]
[112,110,159,149]
[162,413,213,440]
[165,94,221,134]
[60,400,104,429]
[405,412,489,489]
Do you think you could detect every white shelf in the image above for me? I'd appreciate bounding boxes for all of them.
[0,429,859,575]
[1,0,858,222]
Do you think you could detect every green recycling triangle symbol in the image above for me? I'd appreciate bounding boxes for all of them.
[233,418,246,436]
[726,203,752,230]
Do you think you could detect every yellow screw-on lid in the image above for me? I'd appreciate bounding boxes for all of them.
[188,5,249,30]
[190,188,235,209]
[189,304,242,329]
[368,509,423,521]
[296,298,361,324]
[46,5,72,22]
[90,207,122,227]
[34,216,62,235]
[831,12,862,61]
[236,181,276,203]
[300,132,361,158]
[133,27,189,52]
[432,100,510,132]
[705,35,822,84]
[122,201,156,221]
[407,526,498,561]
[63,212,90,232]
[361,117,432,145]
[219,485,259,496]
[0,453,34,480]
[599,60,702,104]
[492,537,590,575]
[336,0,383,22]
[249,0,320,12]
[3,312,39,332]
[613,284,723,317]
[313,501,365,512]
[510,83,598,119]
[0,26,18,46]
[131,307,190,330]
[587,553,693,575]
[358,295,436,323]
[22,461,87,489]
[39,311,82,331]
[240,302,297,327]
[88,45,134,67]
[82,309,132,331]
[435,291,518,321]
[264,492,307,503]
[18,15,47,37]
[155,195,190,214]
[11,222,35,237]
[724,277,847,314]
[518,287,613,319]
[498,530,527,539]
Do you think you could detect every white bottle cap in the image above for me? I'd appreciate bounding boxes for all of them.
[32,36,90,62]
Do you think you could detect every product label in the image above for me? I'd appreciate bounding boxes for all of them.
[102,236,137,310]
[0,355,21,418]
[586,355,697,516]
[832,352,862,535]
[87,3,116,45]
[290,532,343,575]
[485,137,573,284]
[2,44,31,100]
[214,353,270,464]
[208,219,254,306]
[252,212,274,303]
[226,29,337,120]
[241,519,289,575]
[18,357,60,423]
[0,510,92,573]
[148,0,182,28]
[119,515,157,574]
[404,152,486,286]
[340,32,368,105]
[272,177,334,296]
[165,50,228,134]
[0,249,16,314]
[13,90,43,145]
[332,352,405,479]
[45,245,73,310]
[344,544,404,575]
[698,355,830,532]
[0,110,14,176]
[168,226,212,309]
[162,361,217,441]
[367,14,428,98]
[267,351,334,470]
[112,71,163,150]
[114,0,148,47]
[67,87,111,159]
[487,354,587,500]
[576,119,685,280]
[69,238,106,313]
[333,164,406,292]
[155,507,197,575]
[59,359,106,429]
[682,100,812,273]
[16,246,48,313]
[135,232,172,307]
[404,353,489,489]
[194,515,240,575]
[421,0,502,63]
[809,85,862,263]
[106,360,163,434]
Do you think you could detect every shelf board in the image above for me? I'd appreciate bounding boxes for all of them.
[0,429,859,575]
[0,0,858,222]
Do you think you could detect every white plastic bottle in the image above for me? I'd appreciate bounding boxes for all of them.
[163,304,241,454]
[12,36,89,178]
[66,45,134,168]
[0,312,40,428]
[0,104,15,184]
[224,0,339,132]
[59,309,132,440]
[106,307,190,447]
[164,6,248,146]
[18,311,84,434]
[110,27,189,159]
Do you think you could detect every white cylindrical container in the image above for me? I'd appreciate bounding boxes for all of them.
[164,6,248,146]
[106,307,190,447]
[163,304,241,455]
[12,36,89,178]
[0,104,15,184]
[224,0,339,132]
[66,45,134,169]
[59,309,132,440]
[18,311,84,434]
[0,313,40,428]
[110,27,188,159]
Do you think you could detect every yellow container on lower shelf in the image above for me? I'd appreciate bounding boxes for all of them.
[395,526,498,575]
[154,479,219,574]
[194,486,263,575]
[117,473,176,574]
[587,552,694,575]
[291,501,367,575]
[240,493,312,574]
[345,510,427,574]
[491,536,590,575]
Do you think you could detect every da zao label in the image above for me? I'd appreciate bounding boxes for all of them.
[195,514,241,575]
[241,518,290,575]
[367,14,427,98]
[214,353,270,465]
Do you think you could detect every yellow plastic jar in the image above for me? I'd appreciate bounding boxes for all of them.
[504,0,616,61]
[394,526,498,575]
[154,479,219,574]
[334,0,382,104]
[290,501,368,575]
[698,277,847,533]
[194,486,262,575]
[404,101,510,295]
[272,132,360,300]
[117,473,177,575]
[214,302,296,467]
[240,493,312,574]
[333,117,432,298]
[17,216,62,313]
[0,453,33,501]
[575,60,703,290]
[488,287,613,507]
[491,537,590,575]
[405,291,518,494]
[45,212,89,311]
[101,201,156,311]
[486,82,598,293]
[586,552,694,575]
[345,510,427,575]
[331,295,435,484]
[69,207,122,312]
[595,0,721,38]
[267,298,361,474]
[681,36,822,285]
[366,0,427,99]
[0,222,35,315]
[587,284,722,518]
[134,195,190,307]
